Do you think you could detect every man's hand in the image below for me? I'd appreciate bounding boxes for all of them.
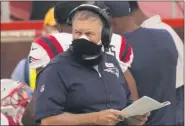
[92,109,121,125]
[40,109,122,125]
[125,112,150,125]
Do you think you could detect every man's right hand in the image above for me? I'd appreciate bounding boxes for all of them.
[92,109,121,125]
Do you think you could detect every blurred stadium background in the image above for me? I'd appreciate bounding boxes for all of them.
[0,1,184,79]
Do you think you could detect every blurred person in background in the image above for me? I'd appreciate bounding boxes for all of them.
[11,5,63,90]
[95,1,178,125]
[22,1,137,125]
[129,1,184,125]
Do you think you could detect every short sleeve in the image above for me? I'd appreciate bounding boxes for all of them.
[29,42,50,69]
[110,34,134,73]
[35,65,67,123]
[119,37,134,72]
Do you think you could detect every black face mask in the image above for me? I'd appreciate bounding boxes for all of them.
[71,39,103,66]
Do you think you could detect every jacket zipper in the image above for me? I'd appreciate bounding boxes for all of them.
[95,64,112,109]
[93,66,102,78]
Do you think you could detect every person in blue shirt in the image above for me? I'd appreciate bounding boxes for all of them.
[95,1,178,125]
[35,4,149,125]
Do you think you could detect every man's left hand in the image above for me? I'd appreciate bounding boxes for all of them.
[125,112,150,125]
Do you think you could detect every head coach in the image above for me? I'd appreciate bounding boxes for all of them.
[35,4,149,125]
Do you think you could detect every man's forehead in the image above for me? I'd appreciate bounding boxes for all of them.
[73,19,102,29]
[73,25,95,32]
[72,12,103,26]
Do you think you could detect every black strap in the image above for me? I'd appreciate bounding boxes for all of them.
[39,36,59,56]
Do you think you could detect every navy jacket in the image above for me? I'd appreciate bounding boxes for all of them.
[35,49,132,123]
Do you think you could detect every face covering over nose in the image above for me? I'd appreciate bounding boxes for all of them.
[71,36,103,66]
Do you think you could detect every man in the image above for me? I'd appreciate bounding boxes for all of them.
[95,1,178,125]
[35,4,149,125]
[129,1,184,125]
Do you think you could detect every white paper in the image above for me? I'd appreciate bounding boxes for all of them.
[120,96,171,118]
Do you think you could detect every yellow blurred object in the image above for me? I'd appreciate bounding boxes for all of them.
[44,7,56,26]
[29,68,37,90]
